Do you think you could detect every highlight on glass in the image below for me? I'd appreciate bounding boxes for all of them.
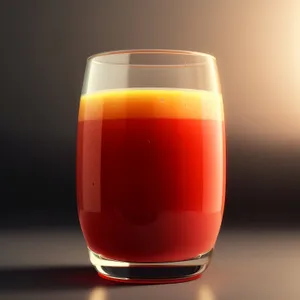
[76,49,226,283]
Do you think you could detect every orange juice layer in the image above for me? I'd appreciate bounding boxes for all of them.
[79,89,223,121]
[77,88,225,262]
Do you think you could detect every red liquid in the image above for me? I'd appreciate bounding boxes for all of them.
[77,89,225,262]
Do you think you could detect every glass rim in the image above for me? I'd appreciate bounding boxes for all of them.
[87,49,216,67]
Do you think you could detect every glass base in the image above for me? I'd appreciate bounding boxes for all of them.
[88,248,213,284]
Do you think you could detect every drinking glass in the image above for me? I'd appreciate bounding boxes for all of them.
[76,49,226,283]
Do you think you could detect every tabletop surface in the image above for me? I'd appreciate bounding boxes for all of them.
[0,228,299,300]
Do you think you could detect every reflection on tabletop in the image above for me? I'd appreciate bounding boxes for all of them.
[0,229,299,300]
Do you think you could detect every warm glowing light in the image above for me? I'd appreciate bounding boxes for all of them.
[198,284,216,300]
[89,287,108,300]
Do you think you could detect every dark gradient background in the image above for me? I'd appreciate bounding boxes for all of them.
[1,0,300,230]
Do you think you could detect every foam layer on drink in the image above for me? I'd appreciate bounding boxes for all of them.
[79,89,223,121]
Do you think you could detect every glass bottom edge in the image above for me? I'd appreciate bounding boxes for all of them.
[88,248,213,283]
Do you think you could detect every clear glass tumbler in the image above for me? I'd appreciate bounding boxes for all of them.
[76,49,226,283]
